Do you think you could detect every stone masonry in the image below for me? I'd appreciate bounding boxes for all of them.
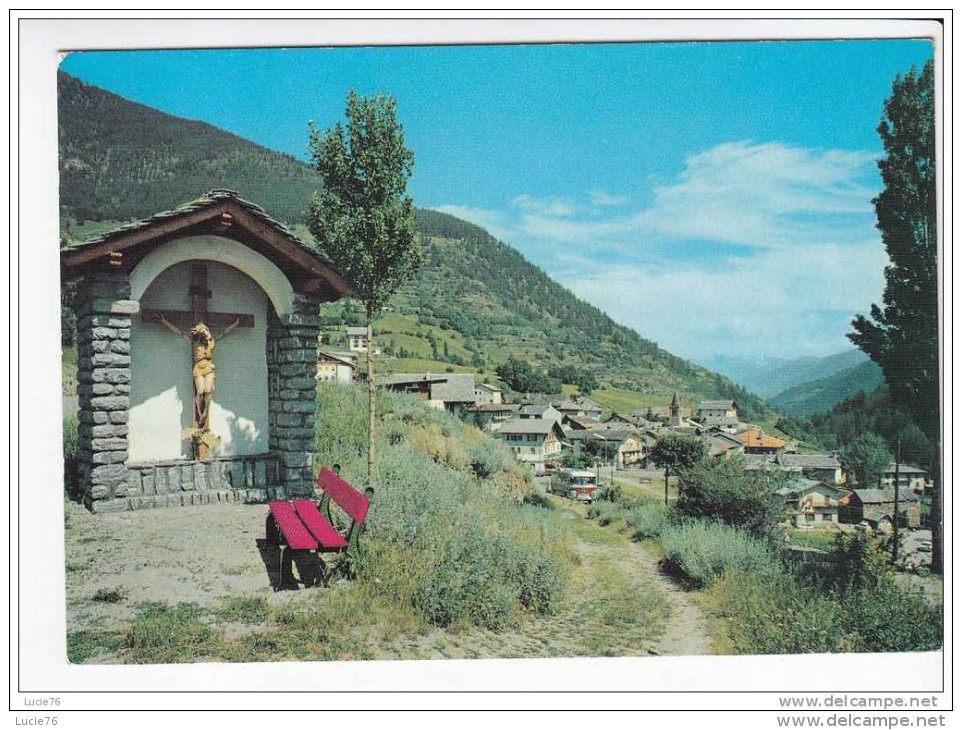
[75,272,135,511]
[266,293,322,499]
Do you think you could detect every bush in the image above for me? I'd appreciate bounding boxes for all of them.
[594,483,624,504]
[708,570,857,654]
[625,500,670,540]
[708,567,941,654]
[676,457,786,538]
[660,521,779,588]
[413,515,566,628]
[706,531,943,654]
[522,490,554,509]
[315,383,571,630]
[587,501,628,527]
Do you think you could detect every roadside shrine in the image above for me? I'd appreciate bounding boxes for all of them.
[60,190,353,512]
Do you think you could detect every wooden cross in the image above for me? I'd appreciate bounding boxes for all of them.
[141,261,255,459]
[141,261,255,330]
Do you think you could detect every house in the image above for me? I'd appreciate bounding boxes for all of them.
[562,414,600,431]
[379,373,477,416]
[552,397,603,421]
[519,404,563,423]
[468,402,520,432]
[605,412,648,428]
[497,418,566,474]
[736,428,786,455]
[474,382,503,405]
[696,399,739,427]
[775,453,845,485]
[566,424,647,469]
[595,428,647,469]
[840,489,921,529]
[777,477,850,527]
[707,431,745,458]
[880,463,931,493]
[316,349,355,384]
[345,326,369,352]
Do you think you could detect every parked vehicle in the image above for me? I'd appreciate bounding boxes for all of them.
[550,469,598,503]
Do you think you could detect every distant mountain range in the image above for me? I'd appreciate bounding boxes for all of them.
[57,71,771,420]
[701,349,884,418]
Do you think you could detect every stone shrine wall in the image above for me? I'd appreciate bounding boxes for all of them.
[72,270,322,513]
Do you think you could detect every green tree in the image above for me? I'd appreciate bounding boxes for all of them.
[308,90,422,484]
[675,456,787,539]
[648,432,708,505]
[847,60,940,571]
[839,433,893,488]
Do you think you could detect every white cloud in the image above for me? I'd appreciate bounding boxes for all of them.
[589,190,631,207]
[431,204,514,242]
[561,240,887,360]
[434,140,886,360]
[637,141,878,248]
[512,194,577,218]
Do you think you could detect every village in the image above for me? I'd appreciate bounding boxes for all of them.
[319,327,933,541]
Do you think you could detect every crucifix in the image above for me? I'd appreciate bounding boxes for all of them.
[141,261,254,459]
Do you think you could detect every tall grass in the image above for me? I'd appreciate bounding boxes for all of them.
[624,500,670,540]
[708,568,942,654]
[659,520,779,588]
[314,383,571,630]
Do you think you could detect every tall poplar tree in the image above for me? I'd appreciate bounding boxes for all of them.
[308,90,422,485]
[849,60,940,572]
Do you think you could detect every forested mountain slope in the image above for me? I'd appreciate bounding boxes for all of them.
[58,71,770,419]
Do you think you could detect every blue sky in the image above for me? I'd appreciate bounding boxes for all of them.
[60,39,934,362]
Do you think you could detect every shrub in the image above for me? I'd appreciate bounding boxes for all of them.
[560,452,594,470]
[625,500,670,540]
[708,570,856,654]
[676,457,786,538]
[594,483,624,504]
[587,500,628,527]
[314,384,571,630]
[522,490,554,509]
[660,521,779,587]
[92,586,127,603]
[841,584,942,652]
[708,567,942,655]
[467,441,514,480]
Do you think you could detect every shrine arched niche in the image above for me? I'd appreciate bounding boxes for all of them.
[128,242,282,463]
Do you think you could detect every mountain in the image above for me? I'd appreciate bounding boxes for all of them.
[57,71,771,420]
[58,72,323,226]
[702,349,872,399]
[767,359,884,418]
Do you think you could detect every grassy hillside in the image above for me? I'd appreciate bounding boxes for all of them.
[58,70,770,419]
[767,359,884,418]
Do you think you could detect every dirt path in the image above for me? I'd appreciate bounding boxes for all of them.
[63,498,715,661]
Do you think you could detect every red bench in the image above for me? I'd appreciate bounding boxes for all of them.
[265,467,373,587]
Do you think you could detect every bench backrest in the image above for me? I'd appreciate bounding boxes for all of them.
[316,467,370,524]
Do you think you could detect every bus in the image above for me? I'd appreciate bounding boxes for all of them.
[550,469,598,503]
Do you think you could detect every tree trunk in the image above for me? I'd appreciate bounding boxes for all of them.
[366,314,376,487]
[664,467,670,505]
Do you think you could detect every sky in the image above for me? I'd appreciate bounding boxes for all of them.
[59,39,935,364]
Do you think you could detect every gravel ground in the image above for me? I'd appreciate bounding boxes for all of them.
[64,498,715,662]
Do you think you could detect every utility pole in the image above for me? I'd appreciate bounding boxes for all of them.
[892,439,901,564]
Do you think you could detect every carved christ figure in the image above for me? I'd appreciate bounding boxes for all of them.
[158,315,242,432]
